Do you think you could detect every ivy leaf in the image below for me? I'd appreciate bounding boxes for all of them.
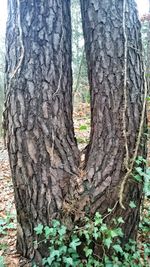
[93,227,99,240]
[133,174,142,182]
[100,224,107,232]
[94,212,102,225]
[115,227,124,237]
[129,201,136,209]
[117,217,124,224]
[104,256,114,267]
[52,219,60,228]
[144,168,150,196]
[135,167,144,176]
[46,249,60,265]
[59,245,67,255]
[105,263,114,267]
[58,225,67,236]
[69,238,81,251]
[104,238,112,249]
[113,244,123,254]
[44,226,54,238]
[109,230,119,238]
[135,156,146,165]
[63,257,73,266]
[46,256,54,265]
[50,250,60,258]
[107,208,112,212]
[84,247,93,257]
[34,224,43,235]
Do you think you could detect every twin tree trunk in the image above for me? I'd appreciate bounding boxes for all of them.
[5,0,146,264]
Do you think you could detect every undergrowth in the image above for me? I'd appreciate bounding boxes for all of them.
[32,156,150,267]
[33,209,150,267]
[0,209,16,267]
[0,158,149,267]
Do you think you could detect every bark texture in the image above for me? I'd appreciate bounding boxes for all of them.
[4,0,79,262]
[4,0,146,264]
[80,0,146,239]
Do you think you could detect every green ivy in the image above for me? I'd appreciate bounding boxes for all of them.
[133,156,150,197]
[0,256,5,267]
[0,210,16,265]
[34,210,150,267]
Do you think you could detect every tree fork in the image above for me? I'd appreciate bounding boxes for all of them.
[5,0,147,264]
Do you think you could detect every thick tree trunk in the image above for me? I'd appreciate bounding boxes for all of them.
[80,0,146,240]
[4,0,79,262]
[5,0,147,264]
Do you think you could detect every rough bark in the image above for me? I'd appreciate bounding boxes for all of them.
[4,0,79,262]
[4,0,147,264]
[80,0,146,240]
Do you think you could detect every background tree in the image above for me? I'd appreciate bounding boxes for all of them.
[5,0,147,264]
[141,0,150,93]
[0,4,6,135]
[71,0,89,103]
[0,33,5,135]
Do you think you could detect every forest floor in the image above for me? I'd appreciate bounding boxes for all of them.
[0,103,150,266]
[0,139,19,266]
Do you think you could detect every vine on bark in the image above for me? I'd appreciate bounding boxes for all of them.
[119,0,148,209]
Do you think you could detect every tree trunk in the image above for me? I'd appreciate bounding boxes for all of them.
[4,0,79,262]
[80,0,146,241]
[4,0,146,264]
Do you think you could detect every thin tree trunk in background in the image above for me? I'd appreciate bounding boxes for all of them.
[4,0,79,262]
[80,0,146,241]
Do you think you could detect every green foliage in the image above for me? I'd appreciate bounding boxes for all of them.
[0,213,16,235]
[76,137,89,144]
[0,211,16,257]
[132,156,150,197]
[34,211,150,267]
[139,205,150,236]
[0,256,5,267]
[129,201,136,209]
[144,168,150,197]
[79,125,88,131]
